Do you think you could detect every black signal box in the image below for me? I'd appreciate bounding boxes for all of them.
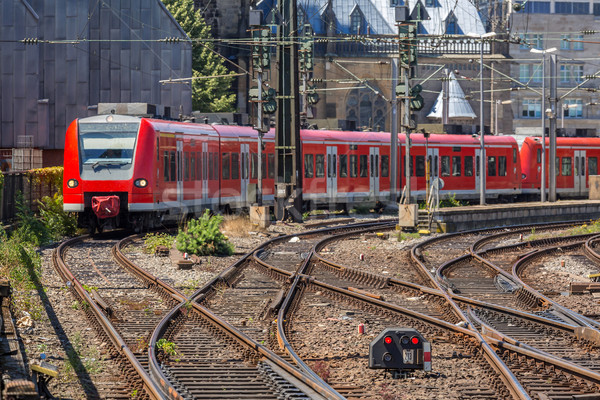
[369,327,431,372]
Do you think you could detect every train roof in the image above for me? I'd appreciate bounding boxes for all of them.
[523,136,600,147]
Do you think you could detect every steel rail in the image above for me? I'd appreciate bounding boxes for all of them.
[52,236,167,400]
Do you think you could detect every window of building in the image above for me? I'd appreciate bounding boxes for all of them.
[441,156,450,176]
[452,156,461,176]
[564,99,583,118]
[340,154,348,177]
[315,154,325,178]
[350,155,358,177]
[522,99,541,118]
[446,14,460,34]
[231,153,239,180]
[381,155,389,177]
[360,155,368,177]
[346,87,386,131]
[561,34,570,50]
[268,153,275,179]
[555,1,571,13]
[594,3,600,15]
[465,156,473,176]
[350,8,363,34]
[416,156,425,177]
[519,64,530,83]
[573,34,584,50]
[589,157,598,176]
[222,153,230,179]
[573,65,584,82]
[573,2,589,14]
[488,156,497,176]
[532,64,542,83]
[523,1,550,12]
[499,156,507,176]
[562,157,572,176]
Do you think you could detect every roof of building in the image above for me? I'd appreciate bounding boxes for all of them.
[257,0,485,36]
[427,71,477,119]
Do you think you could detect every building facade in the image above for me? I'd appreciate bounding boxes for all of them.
[508,1,600,137]
[0,0,193,168]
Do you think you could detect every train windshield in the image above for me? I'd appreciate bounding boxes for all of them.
[78,122,139,169]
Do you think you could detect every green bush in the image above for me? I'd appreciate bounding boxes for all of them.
[14,192,51,247]
[439,193,464,208]
[39,193,77,239]
[143,232,175,254]
[176,210,234,256]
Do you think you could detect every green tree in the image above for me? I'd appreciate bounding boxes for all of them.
[162,0,236,112]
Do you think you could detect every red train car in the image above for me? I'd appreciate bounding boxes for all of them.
[520,136,600,198]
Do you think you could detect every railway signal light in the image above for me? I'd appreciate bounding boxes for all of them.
[263,88,277,114]
[369,328,431,376]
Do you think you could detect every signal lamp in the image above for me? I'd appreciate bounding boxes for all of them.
[134,178,148,188]
[411,336,420,345]
[67,179,78,188]
[383,352,393,362]
[400,336,410,345]
[384,336,393,344]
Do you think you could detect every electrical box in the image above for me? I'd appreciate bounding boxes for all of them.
[369,327,431,372]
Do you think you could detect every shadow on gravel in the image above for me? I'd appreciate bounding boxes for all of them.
[25,245,101,399]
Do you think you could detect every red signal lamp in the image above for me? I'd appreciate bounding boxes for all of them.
[384,336,393,344]
[411,336,420,345]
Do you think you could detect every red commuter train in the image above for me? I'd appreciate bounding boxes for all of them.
[62,114,592,232]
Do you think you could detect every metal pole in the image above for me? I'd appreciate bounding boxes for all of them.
[549,54,557,202]
[405,68,411,204]
[390,59,398,203]
[479,39,486,205]
[541,54,546,203]
[257,72,263,205]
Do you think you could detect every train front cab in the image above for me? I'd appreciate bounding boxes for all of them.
[520,137,599,199]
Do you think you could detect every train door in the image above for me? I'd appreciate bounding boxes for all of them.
[574,150,586,195]
[326,146,337,203]
[176,140,184,206]
[202,142,209,203]
[370,147,380,199]
[427,147,439,199]
[240,143,250,205]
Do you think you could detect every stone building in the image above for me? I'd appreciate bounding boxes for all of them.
[0,0,192,168]
[508,0,600,137]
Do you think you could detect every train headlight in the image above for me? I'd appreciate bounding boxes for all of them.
[67,179,78,188]
[134,178,148,188]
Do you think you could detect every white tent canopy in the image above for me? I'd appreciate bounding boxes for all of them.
[427,71,477,119]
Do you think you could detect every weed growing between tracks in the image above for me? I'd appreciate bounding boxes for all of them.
[62,331,104,380]
[527,219,600,241]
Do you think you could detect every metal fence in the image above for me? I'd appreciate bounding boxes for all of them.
[0,172,58,224]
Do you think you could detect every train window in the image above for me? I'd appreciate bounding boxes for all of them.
[537,149,541,164]
[580,157,585,177]
[177,152,182,181]
[441,156,450,177]
[328,154,334,178]
[589,157,598,176]
[381,155,389,178]
[170,151,176,182]
[402,156,414,176]
[304,154,314,178]
[191,153,195,180]
[184,153,190,181]
[453,146,461,152]
[350,155,358,178]
[513,148,517,163]
[222,153,230,180]
[316,154,325,178]
[476,156,480,176]
[360,155,368,177]
[231,153,239,180]
[332,155,337,177]
[488,156,496,177]
[375,155,379,178]
[203,153,208,180]
[213,152,219,180]
[262,154,267,179]
[157,138,160,161]
[416,156,425,177]
[268,154,275,179]
[208,153,214,180]
[562,157,572,176]
[251,153,258,179]
[340,154,348,178]
[498,156,507,176]
[164,151,169,181]
[464,156,473,176]
[556,157,560,177]
[433,155,438,176]
[452,156,461,177]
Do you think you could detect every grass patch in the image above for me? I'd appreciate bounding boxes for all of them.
[61,331,104,381]
[527,220,600,241]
